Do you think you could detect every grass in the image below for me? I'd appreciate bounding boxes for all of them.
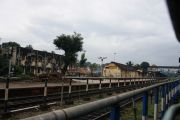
[121,97,162,120]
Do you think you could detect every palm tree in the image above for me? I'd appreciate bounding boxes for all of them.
[126,61,134,67]
[79,53,87,67]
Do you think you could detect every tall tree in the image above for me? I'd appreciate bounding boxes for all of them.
[140,61,150,75]
[79,53,87,67]
[53,32,83,75]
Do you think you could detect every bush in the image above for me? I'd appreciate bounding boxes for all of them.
[14,65,24,76]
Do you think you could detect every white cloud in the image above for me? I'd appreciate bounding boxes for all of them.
[0,0,179,66]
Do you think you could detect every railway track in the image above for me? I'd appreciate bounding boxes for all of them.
[0,83,148,115]
[76,96,142,120]
[0,77,167,118]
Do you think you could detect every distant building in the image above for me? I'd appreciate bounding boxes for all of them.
[0,44,63,75]
[103,62,142,77]
[67,67,91,76]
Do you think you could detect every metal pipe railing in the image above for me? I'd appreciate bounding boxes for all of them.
[23,79,179,120]
[163,103,180,120]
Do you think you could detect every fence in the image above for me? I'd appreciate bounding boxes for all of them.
[23,78,179,120]
[1,77,166,114]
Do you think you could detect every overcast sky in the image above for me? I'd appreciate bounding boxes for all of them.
[0,0,179,66]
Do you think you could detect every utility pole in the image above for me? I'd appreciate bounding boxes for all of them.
[98,57,107,76]
[113,53,116,62]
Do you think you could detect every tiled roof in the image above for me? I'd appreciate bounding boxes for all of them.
[110,62,137,71]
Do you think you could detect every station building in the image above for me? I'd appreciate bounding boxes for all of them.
[103,62,142,77]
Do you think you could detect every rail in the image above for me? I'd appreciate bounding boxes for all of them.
[23,78,179,120]
[1,77,164,115]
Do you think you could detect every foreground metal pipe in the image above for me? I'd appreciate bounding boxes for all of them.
[23,80,178,120]
[162,103,180,120]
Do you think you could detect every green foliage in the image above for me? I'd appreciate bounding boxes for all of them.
[79,53,87,67]
[53,32,83,75]
[140,61,150,74]
[134,64,140,69]
[126,61,134,66]
[25,45,33,50]
[2,41,20,47]
[14,65,23,76]
[89,63,100,76]
[0,55,9,76]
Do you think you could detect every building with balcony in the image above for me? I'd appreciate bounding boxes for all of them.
[0,44,63,75]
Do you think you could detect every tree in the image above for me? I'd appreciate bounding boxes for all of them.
[2,41,20,48]
[0,55,9,76]
[134,64,140,69]
[79,53,87,67]
[53,32,83,75]
[126,61,134,67]
[89,63,99,76]
[140,61,150,75]
[26,45,33,50]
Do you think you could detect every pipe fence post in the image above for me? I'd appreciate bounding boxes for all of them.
[150,78,151,84]
[171,83,173,100]
[4,77,10,113]
[110,104,120,120]
[160,85,165,119]
[86,78,89,92]
[109,78,112,88]
[142,91,148,120]
[99,79,102,90]
[68,78,72,102]
[134,78,136,85]
[172,82,175,103]
[174,81,177,100]
[144,78,146,84]
[43,77,48,106]
[168,83,171,105]
[60,76,64,106]
[124,79,126,86]
[132,97,137,120]
[69,79,72,94]
[142,78,144,84]
[154,87,159,120]
[117,78,119,87]
[165,84,169,110]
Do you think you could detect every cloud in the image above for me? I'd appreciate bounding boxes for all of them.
[0,0,179,66]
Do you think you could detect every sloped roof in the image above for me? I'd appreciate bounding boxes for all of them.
[110,62,137,71]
